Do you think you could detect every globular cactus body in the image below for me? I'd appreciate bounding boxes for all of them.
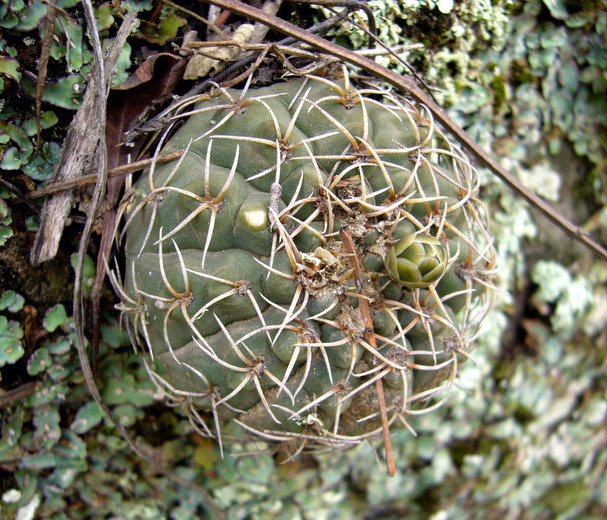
[113,69,497,453]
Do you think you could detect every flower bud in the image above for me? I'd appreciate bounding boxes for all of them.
[384,233,448,288]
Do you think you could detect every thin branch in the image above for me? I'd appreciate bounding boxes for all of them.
[0,382,39,408]
[295,0,377,41]
[36,0,57,152]
[199,0,607,261]
[162,0,224,37]
[339,227,396,477]
[28,150,184,199]
[0,177,40,213]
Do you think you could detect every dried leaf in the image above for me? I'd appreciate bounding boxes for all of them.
[106,53,184,170]
[183,24,255,80]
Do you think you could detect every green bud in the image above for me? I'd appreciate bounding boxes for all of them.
[384,234,448,288]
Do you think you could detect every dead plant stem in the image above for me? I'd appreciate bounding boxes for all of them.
[29,151,184,200]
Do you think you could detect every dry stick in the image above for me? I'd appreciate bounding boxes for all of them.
[0,382,39,408]
[72,5,224,518]
[199,0,607,262]
[162,0,225,37]
[339,227,396,477]
[164,0,282,45]
[36,0,57,153]
[312,2,436,103]
[0,177,40,213]
[28,151,185,199]
[30,0,133,265]
[295,0,377,40]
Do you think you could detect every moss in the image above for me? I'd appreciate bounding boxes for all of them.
[541,479,591,512]
[394,6,455,50]
[0,229,72,308]
[565,0,607,13]
[510,59,536,86]
[489,74,507,113]
[492,358,515,381]
[512,404,536,424]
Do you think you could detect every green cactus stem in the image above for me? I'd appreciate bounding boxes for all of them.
[111,67,498,457]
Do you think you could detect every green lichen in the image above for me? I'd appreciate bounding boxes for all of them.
[42,304,67,333]
[0,0,132,189]
[317,0,513,105]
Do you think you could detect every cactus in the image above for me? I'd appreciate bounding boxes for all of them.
[112,68,497,455]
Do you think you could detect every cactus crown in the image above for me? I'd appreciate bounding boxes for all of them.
[111,67,497,457]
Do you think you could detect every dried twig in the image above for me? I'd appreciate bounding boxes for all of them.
[199,0,607,261]
[29,7,136,265]
[340,227,396,477]
[28,151,184,200]
[36,0,57,153]
[0,382,39,408]
[0,177,40,213]
[162,0,224,37]
[295,0,377,41]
